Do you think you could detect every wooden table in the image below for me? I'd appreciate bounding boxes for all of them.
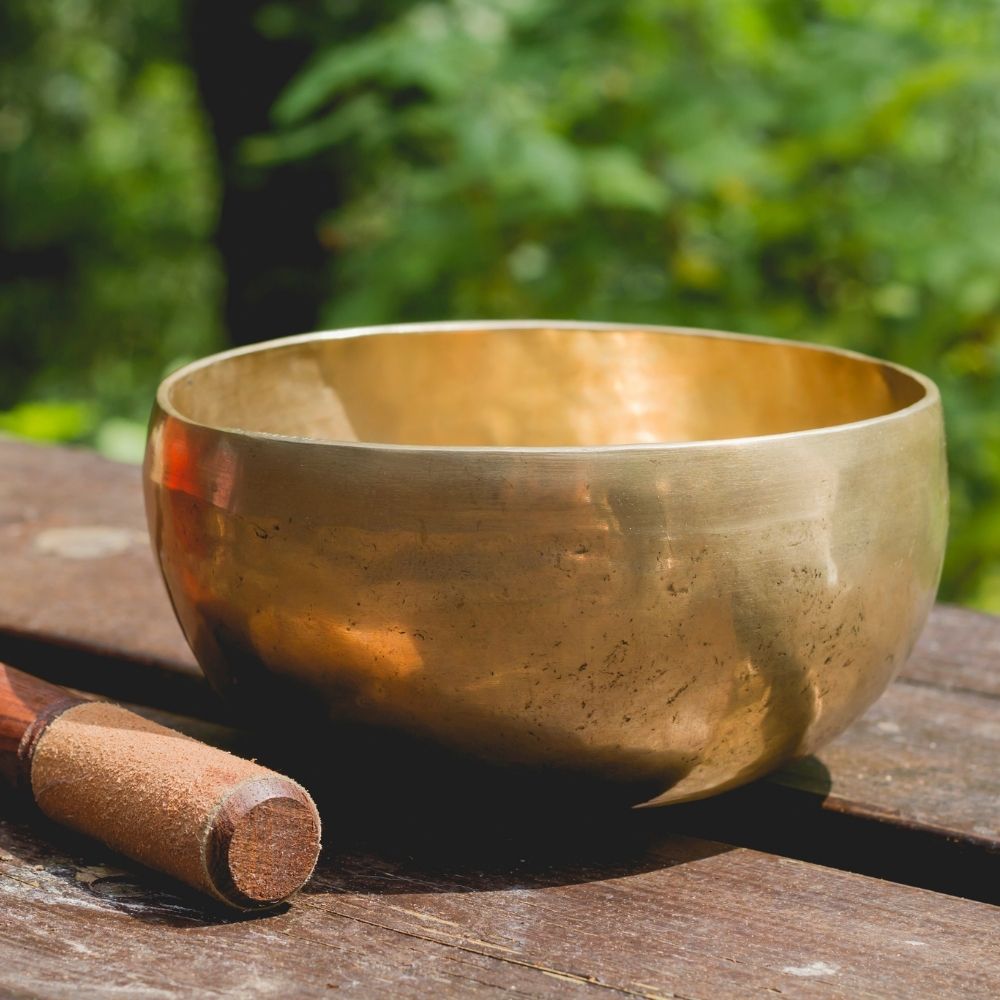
[0,437,997,998]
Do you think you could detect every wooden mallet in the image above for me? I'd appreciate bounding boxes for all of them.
[0,662,321,909]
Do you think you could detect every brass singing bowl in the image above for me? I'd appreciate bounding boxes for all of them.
[144,322,946,805]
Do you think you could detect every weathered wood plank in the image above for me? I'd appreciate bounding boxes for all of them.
[0,438,192,667]
[1,438,999,996]
[0,798,997,1000]
[0,439,209,714]
[726,603,1000,896]
[899,603,1000,697]
[781,677,1000,844]
[0,802,569,1000]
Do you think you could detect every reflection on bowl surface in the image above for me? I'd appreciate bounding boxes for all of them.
[145,322,946,805]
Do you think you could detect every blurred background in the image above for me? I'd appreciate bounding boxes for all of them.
[1,0,998,611]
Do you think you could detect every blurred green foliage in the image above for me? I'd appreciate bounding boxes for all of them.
[2,0,1000,610]
[0,0,223,461]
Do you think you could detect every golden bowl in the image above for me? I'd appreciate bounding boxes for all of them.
[144,321,946,805]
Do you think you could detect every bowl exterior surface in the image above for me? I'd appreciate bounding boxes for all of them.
[145,326,947,804]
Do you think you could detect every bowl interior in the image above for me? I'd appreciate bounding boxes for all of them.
[166,325,926,447]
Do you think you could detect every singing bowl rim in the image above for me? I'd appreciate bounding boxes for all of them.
[155,319,940,453]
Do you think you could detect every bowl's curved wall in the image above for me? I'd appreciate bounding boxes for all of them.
[145,323,947,805]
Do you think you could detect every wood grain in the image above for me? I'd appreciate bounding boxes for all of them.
[0,439,205,714]
[751,604,1000,893]
[1,800,998,1000]
[1,438,1000,997]
[781,679,1000,844]
[899,603,1000,697]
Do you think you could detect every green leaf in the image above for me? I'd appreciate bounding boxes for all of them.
[243,94,385,166]
[272,36,399,125]
[0,401,97,443]
[94,417,147,464]
[583,147,668,213]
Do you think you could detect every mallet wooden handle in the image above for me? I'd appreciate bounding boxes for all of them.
[0,663,320,909]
